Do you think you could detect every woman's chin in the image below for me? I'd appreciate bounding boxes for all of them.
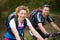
[21,19,25,21]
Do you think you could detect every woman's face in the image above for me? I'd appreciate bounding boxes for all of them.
[18,10,27,21]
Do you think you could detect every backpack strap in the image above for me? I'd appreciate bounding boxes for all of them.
[14,17,18,28]
[21,19,27,40]
[24,19,27,28]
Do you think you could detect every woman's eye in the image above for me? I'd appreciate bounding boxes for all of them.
[20,13,23,15]
[21,13,23,14]
[24,13,26,15]
[21,13,26,15]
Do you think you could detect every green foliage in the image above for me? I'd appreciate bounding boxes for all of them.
[0,0,60,13]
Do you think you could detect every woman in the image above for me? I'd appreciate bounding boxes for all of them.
[4,5,44,40]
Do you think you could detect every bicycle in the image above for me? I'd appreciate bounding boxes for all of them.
[50,32,60,40]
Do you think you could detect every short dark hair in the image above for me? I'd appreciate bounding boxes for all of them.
[43,4,50,8]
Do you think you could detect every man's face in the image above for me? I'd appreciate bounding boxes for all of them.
[42,7,50,16]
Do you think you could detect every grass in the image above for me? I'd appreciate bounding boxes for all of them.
[24,28,34,40]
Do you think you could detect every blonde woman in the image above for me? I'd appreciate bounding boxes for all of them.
[4,5,44,40]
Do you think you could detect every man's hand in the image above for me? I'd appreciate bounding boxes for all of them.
[44,33,50,38]
[58,29,60,32]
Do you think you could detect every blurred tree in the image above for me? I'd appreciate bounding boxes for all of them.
[0,0,60,15]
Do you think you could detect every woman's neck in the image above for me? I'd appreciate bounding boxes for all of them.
[18,18,23,23]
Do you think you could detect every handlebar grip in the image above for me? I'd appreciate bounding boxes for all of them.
[44,33,50,38]
[52,32,60,37]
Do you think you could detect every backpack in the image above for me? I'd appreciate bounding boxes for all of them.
[5,12,16,28]
[30,10,42,23]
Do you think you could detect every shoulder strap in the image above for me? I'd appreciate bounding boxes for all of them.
[21,19,27,40]
[14,17,18,28]
[24,19,27,28]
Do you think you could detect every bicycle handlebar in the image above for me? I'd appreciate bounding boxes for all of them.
[50,32,60,37]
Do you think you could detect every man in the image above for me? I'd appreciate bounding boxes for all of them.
[30,4,60,40]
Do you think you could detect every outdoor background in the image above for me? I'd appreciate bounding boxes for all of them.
[0,0,60,40]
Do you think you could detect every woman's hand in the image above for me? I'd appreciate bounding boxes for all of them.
[16,37,21,40]
[29,26,44,40]
[11,27,21,40]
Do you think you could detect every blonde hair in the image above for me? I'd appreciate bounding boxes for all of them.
[16,5,29,18]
